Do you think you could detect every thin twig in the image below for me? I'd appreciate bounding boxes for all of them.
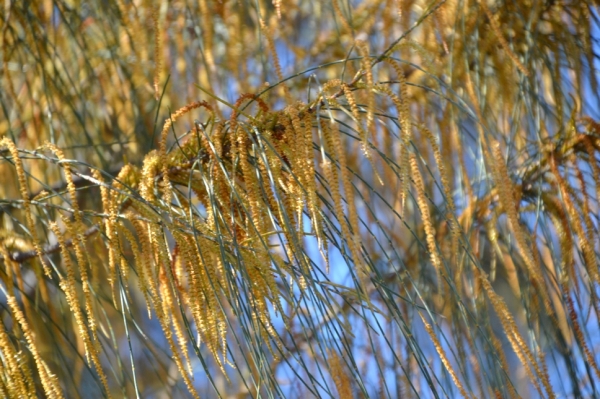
[0,225,100,263]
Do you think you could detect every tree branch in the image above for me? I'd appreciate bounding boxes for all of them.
[0,225,100,264]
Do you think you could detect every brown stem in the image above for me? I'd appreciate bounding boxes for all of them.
[0,225,100,264]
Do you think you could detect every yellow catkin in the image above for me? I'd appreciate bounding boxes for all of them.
[421,317,471,399]
[152,228,174,298]
[544,195,575,288]
[160,253,194,376]
[188,235,228,371]
[357,41,377,147]
[564,284,600,382]
[140,150,161,203]
[328,349,353,397]
[550,156,599,284]
[286,103,306,181]
[0,138,50,275]
[410,156,442,282]
[259,247,284,317]
[256,147,281,220]
[321,79,343,96]
[183,230,228,369]
[6,295,64,398]
[44,144,95,320]
[228,100,246,169]
[183,235,218,336]
[288,120,307,232]
[95,169,119,303]
[112,173,133,296]
[396,63,412,216]
[491,144,550,306]
[373,82,403,182]
[340,83,382,185]
[464,70,491,146]
[198,0,215,74]
[210,120,225,160]
[288,104,325,267]
[159,101,210,206]
[301,110,328,265]
[489,331,518,399]
[394,0,403,21]
[118,221,151,305]
[62,217,99,344]
[282,191,300,247]
[462,324,486,398]
[49,223,112,397]
[492,309,544,396]
[446,113,474,234]
[237,121,264,235]
[146,229,200,398]
[274,168,303,275]
[0,325,31,397]
[477,0,529,76]
[94,169,110,216]
[245,251,272,315]
[150,285,200,398]
[44,143,84,230]
[259,18,290,102]
[131,219,155,317]
[227,96,266,232]
[331,0,353,34]
[181,237,205,330]
[0,373,10,399]
[112,164,140,200]
[329,112,360,245]
[243,251,283,356]
[416,122,460,265]
[0,362,12,398]
[273,0,282,19]
[478,270,554,398]
[321,119,364,282]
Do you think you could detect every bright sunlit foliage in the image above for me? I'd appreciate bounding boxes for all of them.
[1,1,599,398]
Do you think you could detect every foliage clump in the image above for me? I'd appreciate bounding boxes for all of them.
[1,1,600,398]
